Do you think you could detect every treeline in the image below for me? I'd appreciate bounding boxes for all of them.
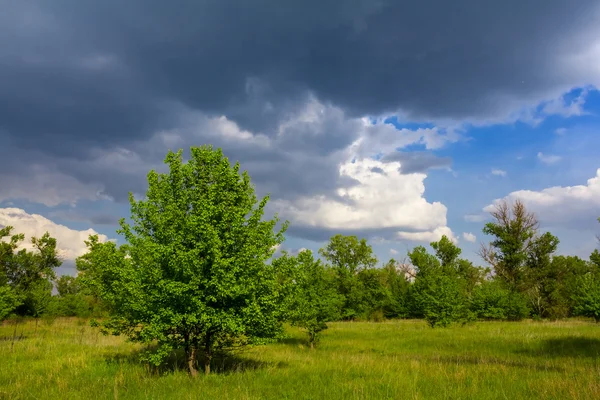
[0,228,105,322]
[1,145,599,375]
[275,202,600,339]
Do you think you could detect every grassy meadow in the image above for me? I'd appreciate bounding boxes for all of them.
[1,318,599,399]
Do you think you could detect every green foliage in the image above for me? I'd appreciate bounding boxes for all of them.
[481,200,538,290]
[278,250,343,347]
[55,275,101,317]
[21,279,56,318]
[77,146,288,375]
[431,235,462,268]
[319,234,377,274]
[380,259,410,318]
[0,226,61,318]
[415,273,472,328]
[319,234,377,320]
[0,284,21,321]
[530,255,590,319]
[470,280,529,321]
[572,273,600,322]
[409,236,474,327]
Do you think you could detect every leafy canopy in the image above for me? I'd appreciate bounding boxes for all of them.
[77,145,288,376]
[275,250,343,347]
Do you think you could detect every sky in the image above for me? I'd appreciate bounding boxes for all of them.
[1,0,600,275]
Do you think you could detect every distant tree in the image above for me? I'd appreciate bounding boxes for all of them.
[380,259,411,318]
[77,146,288,376]
[571,226,600,322]
[409,236,474,327]
[56,275,80,296]
[0,285,20,321]
[0,227,22,320]
[523,232,560,317]
[591,217,600,268]
[319,234,377,274]
[572,273,600,323]
[1,227,60,318]
[591,250,600,269]
[55,275,96,317]
[278,250,343,348]
[319,234,377,320]
[470,280,529,321]
[356,268,391,321]
[24,279,56,320]
[480,199,539,291]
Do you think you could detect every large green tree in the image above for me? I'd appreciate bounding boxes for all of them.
[77,146,288,376]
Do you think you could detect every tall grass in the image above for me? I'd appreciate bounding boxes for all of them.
[1,318,599,399]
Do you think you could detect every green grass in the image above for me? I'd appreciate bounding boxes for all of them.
[1,318,599,399]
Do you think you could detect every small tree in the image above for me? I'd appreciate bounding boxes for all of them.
[278,250,342,348]
[77,146,288,376]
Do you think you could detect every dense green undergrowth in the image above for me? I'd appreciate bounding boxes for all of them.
[1,318,599,399]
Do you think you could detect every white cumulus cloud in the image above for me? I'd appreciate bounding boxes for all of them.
[273,158,452,241]
[484,169,600,229]
[464,214,487,223]
[0,208,109,261]
[397,226,457,243]
[491,169,507,177]
[462,232,477,243]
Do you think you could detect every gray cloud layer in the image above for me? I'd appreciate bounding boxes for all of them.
[382,152,452,174]
[2,1,599,151]
[1,0,599,240]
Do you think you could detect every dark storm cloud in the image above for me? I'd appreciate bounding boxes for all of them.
[382,152,452,174]
[1,0,599,239]
[48,210,121,226]
[1,0,598,157]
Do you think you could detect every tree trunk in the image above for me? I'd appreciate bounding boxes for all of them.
[187,346,198,377]
[204,340,212,375]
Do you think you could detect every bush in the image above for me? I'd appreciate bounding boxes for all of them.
[572,274,600,322]
[367,309,385,322]
[505,291,530,321]
[414,274,471,328]
[470,280,529,321]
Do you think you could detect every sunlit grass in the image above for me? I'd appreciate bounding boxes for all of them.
[1,318,599,399]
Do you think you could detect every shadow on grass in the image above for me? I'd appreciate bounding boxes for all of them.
[424,354,566,372]
[105,345,287,375]
[516,337,600,358]
[277,336,307,346]
[0,335,28,342]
